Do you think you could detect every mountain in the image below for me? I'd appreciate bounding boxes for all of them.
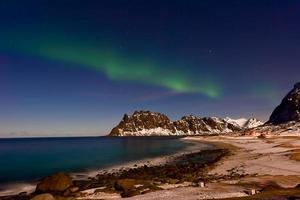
[268,82,300,124]
[224,117,263,129]
[109,82,300,136]
[110,111,175,136]
[247,121,300,136]
[244,82,300,136]
[109,111,263,136]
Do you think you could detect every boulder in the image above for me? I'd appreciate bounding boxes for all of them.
[121,189,140,198]
[31,193,56,200]
[36,172,73,193]
[114,179,136,191]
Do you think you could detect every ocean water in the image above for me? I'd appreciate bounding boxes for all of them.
[0,136,205,186]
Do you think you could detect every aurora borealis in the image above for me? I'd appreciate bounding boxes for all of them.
[2,34,220,98]
[1,0,300,137]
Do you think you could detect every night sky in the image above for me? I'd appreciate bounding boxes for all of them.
[1,0,300,137]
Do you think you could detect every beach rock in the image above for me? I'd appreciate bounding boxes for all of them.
[50,149,226,199]
[268,82,300,124]
[114,179,136,191]
[68,186,79,193]
[121,189,140,198]
[36,172,73,193]
[31,193,56,200]
[261,182,282,192]
[257,133,267,139]
[109,110,262,136]
[166,178,179,184]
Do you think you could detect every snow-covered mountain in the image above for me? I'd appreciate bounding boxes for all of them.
[109,111,263,136]
[109,82,300,137]
[246,121,300,136]
[244,82,300,136]
[224,117,263,129]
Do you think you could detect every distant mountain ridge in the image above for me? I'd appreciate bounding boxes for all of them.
[109,111,263,136]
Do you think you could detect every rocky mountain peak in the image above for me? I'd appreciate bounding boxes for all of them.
[109,110,174,136]
[294,82,300,89]
[268,82,300,124]
[244,118,264,129]
[109,111,262,136]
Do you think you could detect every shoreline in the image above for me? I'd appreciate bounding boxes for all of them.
[71,138,214,179]
[77,135,300,200]
[74,148,229,199]
[2,134,300,200]
[0,138,215,197]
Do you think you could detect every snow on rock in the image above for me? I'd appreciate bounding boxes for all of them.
[244,118,264,129]
[224,117,263,129]
[109,111,263,136]
[245,121,300,136]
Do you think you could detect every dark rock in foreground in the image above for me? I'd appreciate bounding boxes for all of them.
[31,193,56,200]
[71,149,229,198]
[269,82,300,124]
[36,172,73,193]
[114,179,136,191]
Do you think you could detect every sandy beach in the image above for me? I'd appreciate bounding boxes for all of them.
[78,134,300,200]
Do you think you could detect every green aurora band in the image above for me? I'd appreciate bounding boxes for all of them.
[2,34,221,98]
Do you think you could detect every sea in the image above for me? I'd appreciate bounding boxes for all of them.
[0,136,212,195]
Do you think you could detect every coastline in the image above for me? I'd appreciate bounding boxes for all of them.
[74,146,229,199]
[0,138,215,198]
[2,134,300,200]
[71,138,214,179]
